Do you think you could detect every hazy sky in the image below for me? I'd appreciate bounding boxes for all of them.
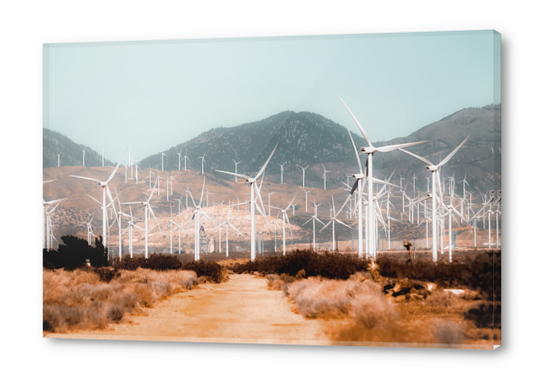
[44,30,500,162]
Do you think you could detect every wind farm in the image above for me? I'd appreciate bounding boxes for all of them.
[42,31,501,348]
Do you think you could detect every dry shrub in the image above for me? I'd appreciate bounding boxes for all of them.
[350,281,398,329]
[43,268,198,333]
[432,320,464,345]
[424,290,468,314]
[266,274,284,291]
[287,277,393,320]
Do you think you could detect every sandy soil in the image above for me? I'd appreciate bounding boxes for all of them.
[46,274,331,345]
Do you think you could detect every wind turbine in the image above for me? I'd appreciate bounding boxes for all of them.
[122,179,161,258]
[183,154,190,170]
[302,188,311,212]
[82,150,85,167]
[44,200,64,250]
[159,153,166,172]
[302,201,325,251]
[270,194,297,255]
[233,160,241,183]
[216,144,278,261]
[185,178,214,260]
[339,96,426,258]
[199,153,206,176]
[57,154,60,167]
[70,149,126,249]
[102,149,105,167]
[320,196,352,252]
[176,152,182,171]
[400,135,470,261]
[278,162,286,184]
[322,164,331,190]
[297,165,309,188]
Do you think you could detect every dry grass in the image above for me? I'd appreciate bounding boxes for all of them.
[281,271,492,347]
[43,268,198,333]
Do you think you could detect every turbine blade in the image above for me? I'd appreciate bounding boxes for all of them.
[337,95,373,147]
[149,206,161,231]
[255,143,278,179]
[334,218,352,229]
[376,140,426,153]
[438,135,470,167]
[348,130,363,173]
[215,170,249,180]
[106,148,128,183]
[399,149,433,166]
[70,175,102,184]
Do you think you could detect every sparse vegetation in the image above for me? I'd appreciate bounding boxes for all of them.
[43,267,199,333]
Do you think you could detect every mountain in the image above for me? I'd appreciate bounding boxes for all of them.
[139,105,501,193]
[139,111,366,176]
[43,129,114,169]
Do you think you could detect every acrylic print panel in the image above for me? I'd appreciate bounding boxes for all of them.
[42,30,501,349]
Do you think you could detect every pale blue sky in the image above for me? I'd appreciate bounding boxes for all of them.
[44,30,500,162]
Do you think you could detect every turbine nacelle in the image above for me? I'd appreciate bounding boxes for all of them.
[427,165,439,171]
[360,146,377,154]
[352,173,365,179]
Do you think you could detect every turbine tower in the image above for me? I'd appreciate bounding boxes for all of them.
[297,165,309,188]
[233,160,241,183]
[400,135,470,261]
[339,96,426,258]
[70,149,127,249]
[216,144,278,261]
[122,179,161,258]
[278,162,286,184]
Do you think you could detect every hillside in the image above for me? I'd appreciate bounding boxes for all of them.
[43,129,114,169]
[139,105,501,192]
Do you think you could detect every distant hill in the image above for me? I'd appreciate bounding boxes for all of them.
[43,129,114,169]
[139,105,501,193]
[45,104,501,193]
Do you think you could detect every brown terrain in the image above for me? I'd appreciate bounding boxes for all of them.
[46,274,330,345]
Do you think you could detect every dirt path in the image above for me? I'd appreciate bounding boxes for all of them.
[48,274,331,345]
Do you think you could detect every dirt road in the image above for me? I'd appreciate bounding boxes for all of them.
[48,274,331,345]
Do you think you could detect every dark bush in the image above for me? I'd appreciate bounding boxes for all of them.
[94,267,120,283]
[377,250,501,300]
[183,261,225,283]
[464,303,501,328]
[112,254,226,283]
[43,235,109,270]
[233,250,368,280]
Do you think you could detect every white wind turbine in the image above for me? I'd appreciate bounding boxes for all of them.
[302,201,325,251]
[57,154,60,167]
[210,207,242,256]
[270,194,297,255]
[346,131,398,258]
[70,149,126,247]
[185,178,215,261]
[322,164,331,190]
[297,165,309,188]
[278,162,286,184]
[302,188,311,212]
[233,160,241,182]
[102,149,105,167]
[320,196,352,252]
[82,150,85,167]
[44,200,64,250]
[400,135,470,261]
[339,96,426,258]
[216,144,277,261]
[176,152,182,171]
[199,153,206,176]
[122,179,161,258]
[161,153,166,172]
[119,205,138,257]
[183,154,190,170]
